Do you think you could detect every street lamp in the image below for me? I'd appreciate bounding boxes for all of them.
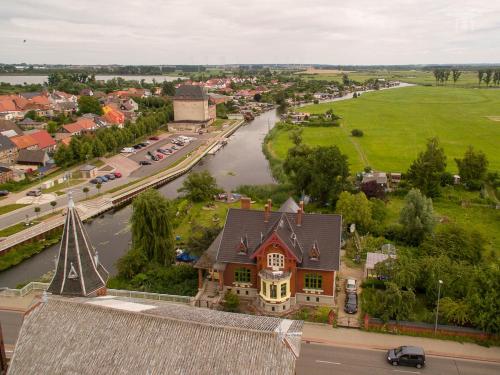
[434,279,443,334]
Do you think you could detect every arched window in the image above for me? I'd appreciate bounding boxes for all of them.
[267,253,284,268]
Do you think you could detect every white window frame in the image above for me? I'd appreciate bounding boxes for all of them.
[267,253,284,269]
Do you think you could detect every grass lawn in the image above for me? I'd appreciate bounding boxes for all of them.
[296,69,483,88]
[385,187,500,256]
[0,204,30,216]
[43,179,85,194]
[270,86,500,173]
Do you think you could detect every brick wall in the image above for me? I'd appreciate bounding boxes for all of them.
[296,269,335,296]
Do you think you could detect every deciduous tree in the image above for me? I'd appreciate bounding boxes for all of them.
[455,146,489,187]
[399,189,435,245]
[178,171,222,202]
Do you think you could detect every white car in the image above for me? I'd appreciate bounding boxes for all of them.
[346,278,357,293]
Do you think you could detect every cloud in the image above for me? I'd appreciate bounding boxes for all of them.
[0,0,499,64]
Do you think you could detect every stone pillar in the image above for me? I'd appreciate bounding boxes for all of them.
[218,272,224,291]
[198,269,203,290]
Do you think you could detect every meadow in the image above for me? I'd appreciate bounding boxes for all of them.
[296,69,485,88]
[269,86,500,173]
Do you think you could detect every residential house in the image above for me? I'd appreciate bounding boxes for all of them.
[0,95,28,120]
[25,130,57,153]
[79,88,94,96]
[60,118,98,136]
[171,85,215,131]
[102,105,125,127]
[49,91,78,114]
[16,149,49,166]
[195,198,342,315]
[365,251,397,278]
[0,166,14,183]
[119,97,138,111]
[0,119,24,137]
[10,134,39,150]
[0,135,18,165]
[17,118,47,130]
[362,172,388,188]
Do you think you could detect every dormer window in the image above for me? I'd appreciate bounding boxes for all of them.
[236,235,248,254]
[267,253,284,268]
[309,241,320,261]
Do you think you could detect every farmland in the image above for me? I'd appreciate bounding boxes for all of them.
[269,86,500,173]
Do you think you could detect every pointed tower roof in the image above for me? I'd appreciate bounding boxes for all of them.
[48,192,108,297]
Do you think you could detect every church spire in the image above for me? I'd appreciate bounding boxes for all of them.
[47,192,108,297]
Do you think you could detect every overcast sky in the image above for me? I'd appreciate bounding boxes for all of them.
[0,0,499,65]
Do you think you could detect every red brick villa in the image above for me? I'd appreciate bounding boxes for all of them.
[195,198,342,314]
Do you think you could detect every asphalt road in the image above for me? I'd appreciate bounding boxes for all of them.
[296,343,500,375]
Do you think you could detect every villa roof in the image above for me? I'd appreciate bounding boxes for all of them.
[278,197,301,213]
[10,134,38,149]
[26,130,56,149]
[215,207,341,270]
[9,296,302,375]
[175,85,208,100]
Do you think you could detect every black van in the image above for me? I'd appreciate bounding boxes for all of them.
[387,346,425,368]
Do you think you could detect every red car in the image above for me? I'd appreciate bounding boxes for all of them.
[113,171,122,178]
[149,136,160,141]
[156,153,164,159]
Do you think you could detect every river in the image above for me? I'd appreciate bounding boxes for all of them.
[0,75,181,85]
[0,110,279,287]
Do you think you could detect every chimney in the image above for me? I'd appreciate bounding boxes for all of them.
[296,207,303,226]
[299,200,304,212]
[264,204,270,223]
[240,197,251,210]
[267,199,272,212]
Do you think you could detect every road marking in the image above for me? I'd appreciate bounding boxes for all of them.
[392,370,420,374]
[316,360,341,365]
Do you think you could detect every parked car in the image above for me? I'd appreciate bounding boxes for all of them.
[139,160,151,165]
[156,153,163,159]
[149,136,160,141]
[113,172,122,178]
[100,176,108,182]
[105,174,115,180]
[152,156,159,161]
[139,142,148,147]
[0,190,9,196]
[89,179,98,184]
[344,292,358,314]
[387,346,425,369]
[95,177,104,184]
[147,151,154,157]
[171,145,178,150]
[346,278,357,293]
[133,144,142,149]
[26,190,42,197]
[198,130,204,135]
[121,147,135,153]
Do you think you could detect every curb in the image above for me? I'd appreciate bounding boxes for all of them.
[302,337,500,364]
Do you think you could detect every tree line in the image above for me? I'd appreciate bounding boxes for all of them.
[432,68,462,85]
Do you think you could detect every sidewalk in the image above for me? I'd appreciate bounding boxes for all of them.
[303,323,500,363]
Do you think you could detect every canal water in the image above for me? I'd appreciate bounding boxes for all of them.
[0,110,279,287]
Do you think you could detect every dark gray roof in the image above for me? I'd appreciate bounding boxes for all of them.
[194,230,222,269]
[215,208,341,271]
[17,149,48,165]
[19,92,42,99]
[79,164,96,171]
[0,134,16,152]
[279,197,300,213]
[9,297,302,375]
[0,119,23,135]
[0,166,12,173]
[175,85,208,100]
[47,196,108,296]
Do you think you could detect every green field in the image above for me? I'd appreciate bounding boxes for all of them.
[296,70,486,88]
[270,86,500,173]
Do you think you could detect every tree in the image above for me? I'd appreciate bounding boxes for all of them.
[420,224,484,265]
[178,171,222,202]
[77,95,103,115]
[351,129,363,137]
[96,183,102,194]
[399,189,435,245]
[407,137,447,197]
[439,297,471,326]
[187,224,222,256]
[46,121,59,135]
[494,71,500,86]
[452,69,462,85]
[289,127,303,146]
[477,70,485,86]
[284,145,349,206]
[24,110,38,120]
[335,192,374,233]
[342,73,350,87]
[50,200,57,212]
[361,180,385,199]
[161,81,175,96]
[131,189,175,266]
[443,70,451,85]
[253,93,262,102]
[53,144,73,167]
[83,186,89,199]
[455,146,488,186]
[484,69,493,87]
[34,206,41,218]
[223,290,240,312]
[432,69,440,86]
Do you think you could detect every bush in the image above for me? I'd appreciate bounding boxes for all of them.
[236,184,294,206]
[223,290,240,312]
[351,129,364,137]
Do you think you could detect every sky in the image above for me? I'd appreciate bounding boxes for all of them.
[0,0,499,65]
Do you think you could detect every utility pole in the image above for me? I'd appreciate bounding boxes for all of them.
[434,279,443,334]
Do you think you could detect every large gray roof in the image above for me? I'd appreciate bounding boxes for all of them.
[279,197,300,213]
[47,196,108,296]
[174,85,208,100]
[0,134,16,152]
[9,297,302,375]
[215,208,341,271]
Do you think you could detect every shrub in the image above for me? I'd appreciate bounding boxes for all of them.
[223,290,240,312]
[351,129,364,137]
